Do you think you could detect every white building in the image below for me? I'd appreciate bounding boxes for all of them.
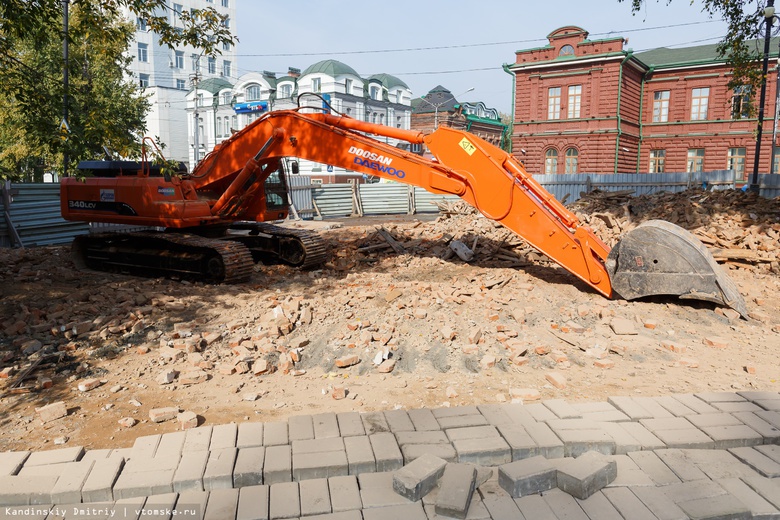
[185,59,415,179]
[125,0,237,167]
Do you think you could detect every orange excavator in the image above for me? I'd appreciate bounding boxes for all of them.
[60,103,748,317]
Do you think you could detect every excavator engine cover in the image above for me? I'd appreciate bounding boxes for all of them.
[605,220,748,318]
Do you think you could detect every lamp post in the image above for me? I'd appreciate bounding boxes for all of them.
[418,87,475,129]
[750,1,776,193]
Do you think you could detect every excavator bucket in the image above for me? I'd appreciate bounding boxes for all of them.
[605,220,748,318]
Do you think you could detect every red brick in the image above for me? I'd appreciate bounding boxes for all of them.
[335,355,360,368]
[78,378,101,392]
[594,359,615,369]
[36,401,68,423]
[178,411,199,429]
[703,336,729,348]
[332,386,346,400]
[509,388,540,401]
[660,341,686,354]
[545,371,567,389]
[744,365,757,374]
[377,359,396,373]
[149,406,179,423]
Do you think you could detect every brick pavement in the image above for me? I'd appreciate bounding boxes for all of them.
[1,391,780,518]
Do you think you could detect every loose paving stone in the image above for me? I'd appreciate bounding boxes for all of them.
[156,431,186,456]
[729,446,780,477]
[514,493,558,520]
[477,405,518,429]
[288,415,315,441]
[141,492,177,520]
[598,422,642,454]
[523,422,565,459]
[555,428,616,457]
[336,412,365,437]
[328,475,362,512]
[0,475,57,505]
[627,451,681,486]
[269,481,300,520]
[435,463,477,519]
[130,435,161,459]
[607,396,654,420]
[362,502,427,520]
[299,478,332,516]
[292,437,345,455]
[18,460,81,477]
[80,449,112,464]
[541,488,590,520]
[81,454,125,502]
[173,490,208,519]
[237,485,269,520]
[263,422,289,446]
[383,409,415,432]
[112,468,175,499]
[630,485,688,520]
[25,446,85,466]
[263,445,292,485]
[203,487,239,520]
[183,426,213,453]
[713,401,764,413]
[733,412,780,443]
[740,475,780,509]
[633,397,677,419]
[501,404,539,428]
[396,430,450,446]
[392,453,447,501]
[653,395,699,417]
[498,455,557,498]
[602,486,658,520]
[292,450,348,481]
[368,432,403,472]
[113,495,147,520]
[576,491,624,520]
[543,399,583,419]
[237,422,264,448]
[445,425,500,442]
[607,454,655,487]
[677,493,751,520]
[361,412,391,434]
[234,447,265,487]
[695,392,748,403]
[203,447,237,490]
[755,444,780,463]
[123,454,181,474]
[496,425,541,460]
[618,422,666,450]
[700,424,764,449]
[653,428,717,450]
[717,477,780,519]
[680,449,760,480]
[407,408,440,431]
[672,394,720,414]
[50,460,94,504]
[436,414,489,430]
[452,436,511,466]
[661,479,728,503]
[0,451,30,476]
[432,406,481,418]
[343,435,376,475]
[313,412,340,439]
[655,449,710,481]
[173,450,209,493]
[358,472,413,509]
[556,450,617,500]
[401,443,457,464]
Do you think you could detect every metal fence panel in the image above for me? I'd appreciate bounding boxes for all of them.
[359,183,410,215]
[760,174,780,198]
[414,187,461,213]
[286,174,315,217]
[312,184,354,218]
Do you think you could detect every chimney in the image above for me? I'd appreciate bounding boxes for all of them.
[288,67,301,78]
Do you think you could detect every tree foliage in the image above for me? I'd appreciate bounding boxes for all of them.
[0,0,236,180]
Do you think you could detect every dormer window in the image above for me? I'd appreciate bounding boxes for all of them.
[559,44,574,56]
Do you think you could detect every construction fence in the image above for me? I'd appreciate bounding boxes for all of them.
[3,171,780,247]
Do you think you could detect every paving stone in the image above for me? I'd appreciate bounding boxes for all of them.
[672,394,720,414]
[173,450,209,493]
[476,404,516,429]
[633,397,677,419]
[362,502,427,520]
[610,422,663,451]
[600,487,657,520]
[733,412,780,443]
[368,432,403,472]
[288,415,315,441]
[661,479,728,503]
[237,485,269,520]
[203,447,237,490]
[50,460,94,504]
[496,425,540,460]
[234,446,265,487]
[300,477,332,516]
[237,422,264,448]
[445,425,500,442]
[579,410,631,422]
[292,450,348,481]
[677,493,751,520]
[695,392,747,403]
[328,475,362,512]
[432,406,481,418]
[630,485,688,520]
[699,424,763,449]
[541,487,590,520]
[263,422,289,446]
[392,453,447,501]
[514,494,557,520]
[556,428,616,457]
[436,414,489,430]
[717,477,780,519]
[336,412,366,437]
[653,395,699,417]
[358,472,414,509]
[500,404,538,428]
[130,435,161,459]
[81,454,125,502]
[425,494,491,520]
[740,475,780,509]
[599,422,643,454]
[576,490,624,520]
[361,412,391,434]
[607,454,655,487]
[204,487,239,520]
[0,475,57,505]
[434,463,477,519]
[156,431,187,456]
[557,450,617,499]
[292,437,345,455]
[25,446,85,467]
[182,426,213,453]
[523,421,565,459]
[383,409,415,432]
[627,450,681,486]
[729,447,780,477]
[653,428,716,450]
[396,430,450,445]
[79,449,113,465]
[478,481,523,520]
[313,412,340,439]
[453,436,511,466]
[343,435,376,475]
[713,401,764,413]
[113,496,149,520]
[686,412,743,428]
[737,391,780,401]
[640,417,695,432]
[143,492,178,520]
[607,396,653,420]
[122,454,181,474]
[173,490,209,520]
[755,410,780,429]
[269,481,300,520]
[401,443,457,464]
[18,461,81,477]
[263,445,292,485]
[543,399,583,419]
[306,512,363,520]
[655,449,710,482]
[755,444,780,464]
[498,455,557,498]
[407,408,441,431]
[112,468,175,499]
[754,399,780,411]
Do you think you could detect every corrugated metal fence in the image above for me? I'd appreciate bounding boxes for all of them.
[3,171,779,247]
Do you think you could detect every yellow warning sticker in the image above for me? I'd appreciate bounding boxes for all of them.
[459,137,477,156]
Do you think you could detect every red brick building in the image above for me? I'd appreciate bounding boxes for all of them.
[504,26,780,179]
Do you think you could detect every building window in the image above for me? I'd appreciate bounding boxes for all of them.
[222,0,229,7]
[222,17,230,29]
[691,87,709,120]
[196,94,204,107]
[345,79,353,95]
[222,60,231,77]
[687,148,705,172]
[545,149,558,174]
[191,53,199,71]
[174,50,184,69]
[649,150,666,173]
[221,92,232,105]
[564,148,578,173]
[231,115,237,131]
[139,73,149,88]
[732,86,751,119]
[548,87,561,120]
[370,86,381,100]
[727,147,746,178]
[217,117,224,138]
[567,85,581,119]
[652,91,669,123]
[176,79,186,90]
[137,18,147,31]
[208,57,216,74]
[246,84,261,101]
[559,44,574,56]
[223,41,231,51]
[137,43,148,62]
[312,78,321,93]
[173,3,183,16]
[279,84,292,98]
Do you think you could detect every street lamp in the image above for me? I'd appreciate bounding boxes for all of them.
[418,87,475,129]
[750,1,776,193]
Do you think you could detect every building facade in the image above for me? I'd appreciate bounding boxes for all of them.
[125,0,238,166]
[505,26,780,179]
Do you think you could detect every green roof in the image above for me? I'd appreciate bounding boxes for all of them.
[195,77,233,95]
[636,37,780,68]
[368,73,409,90]
[302,59,360,77]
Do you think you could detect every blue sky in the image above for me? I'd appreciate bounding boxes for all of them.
[236,1,730,114]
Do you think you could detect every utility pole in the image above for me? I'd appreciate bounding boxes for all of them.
[750,0,775,193]
[62,0,69,177]
[192,56,200,166]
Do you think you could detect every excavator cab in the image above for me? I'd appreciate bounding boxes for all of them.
[263,162,291,212]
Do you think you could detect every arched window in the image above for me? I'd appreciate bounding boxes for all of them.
[279,84,292,98]
[545,149,558,174]
[565,147,579,173]
[245,84,261,101]
[559,44,574,56]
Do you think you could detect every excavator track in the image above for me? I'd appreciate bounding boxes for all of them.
[227,222,328,269]
[72,232,255,283]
